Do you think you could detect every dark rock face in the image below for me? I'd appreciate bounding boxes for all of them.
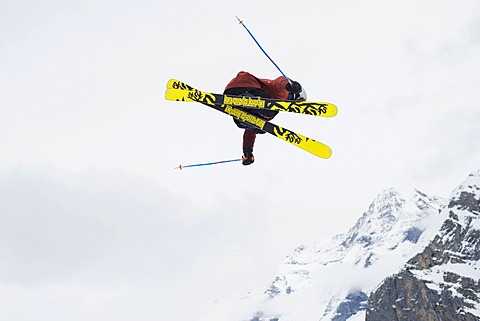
[367,271,478,321]
[404,226,424,244]
[332,291,368,321]
[367,171,480,321]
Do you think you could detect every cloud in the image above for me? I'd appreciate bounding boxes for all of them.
[0,165,181,284]
[0,165,208,320]
[0,164,282,320]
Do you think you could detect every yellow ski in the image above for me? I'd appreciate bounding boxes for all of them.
[166,79,337,117]
[164,79,334,159]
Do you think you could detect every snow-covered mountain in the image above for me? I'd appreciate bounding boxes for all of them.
[367,170,480,320]
[244,187,445,321]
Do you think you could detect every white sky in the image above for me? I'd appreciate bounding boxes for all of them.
[0,0,479,320]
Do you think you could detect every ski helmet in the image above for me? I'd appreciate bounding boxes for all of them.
[287,81,307,101]
[297,87,307,101]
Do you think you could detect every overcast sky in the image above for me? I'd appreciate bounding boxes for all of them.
[1,0,479,320]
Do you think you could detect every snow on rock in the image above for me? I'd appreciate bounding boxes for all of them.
[367,170,480,321]
[244,187,445,321]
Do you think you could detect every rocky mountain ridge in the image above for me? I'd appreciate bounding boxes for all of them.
[366,170,480,321]
[243,170,480,321]
[246,187,446,321]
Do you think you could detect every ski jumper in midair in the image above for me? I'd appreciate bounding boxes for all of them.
[224,71,306,165]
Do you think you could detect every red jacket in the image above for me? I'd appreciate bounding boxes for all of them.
[224,71,290,100]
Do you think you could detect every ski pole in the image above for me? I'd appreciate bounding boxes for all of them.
[236,16,291,83]
[174,158,242,170]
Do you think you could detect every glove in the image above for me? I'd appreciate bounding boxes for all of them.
[286,81,302,95]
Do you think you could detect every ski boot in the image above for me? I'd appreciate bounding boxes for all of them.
[242,148,255,166]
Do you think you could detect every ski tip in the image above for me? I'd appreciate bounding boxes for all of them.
[164,89,171,101]
[306,141,332,159]
[166,79,195,91]
[330,104,338,117]
[166,79,180,89]
[316,149,332,159]
[320,103,338,118]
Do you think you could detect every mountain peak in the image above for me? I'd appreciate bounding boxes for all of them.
[245,187,446,321]
[234,172,480,321]
[283,187,444,272]
[367,170,480,321]
[339,187,443,257]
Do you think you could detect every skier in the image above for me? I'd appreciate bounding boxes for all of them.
[224,71,307,165]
